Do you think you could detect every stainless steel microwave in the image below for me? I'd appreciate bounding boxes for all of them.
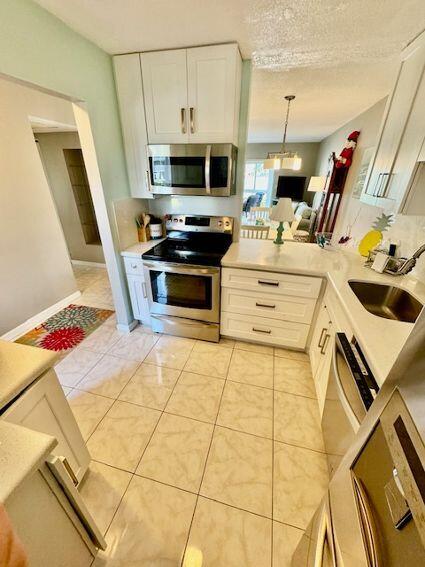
[147,143,237,197]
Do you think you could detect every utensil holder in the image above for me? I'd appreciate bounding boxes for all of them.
[137,226,151,242]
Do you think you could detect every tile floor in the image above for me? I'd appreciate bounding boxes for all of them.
[72,264,115,311]
[55,309,328,566]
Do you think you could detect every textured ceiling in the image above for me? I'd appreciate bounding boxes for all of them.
[33,0,425,141]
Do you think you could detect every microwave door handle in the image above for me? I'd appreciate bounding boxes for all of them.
[205,144,212,195]
[332,342,361,431]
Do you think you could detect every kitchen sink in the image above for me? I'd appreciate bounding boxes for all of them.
[348,280,423,323]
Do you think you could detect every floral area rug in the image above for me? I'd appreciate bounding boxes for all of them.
[15,304,113,354]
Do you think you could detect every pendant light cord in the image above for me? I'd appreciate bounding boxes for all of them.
[281,95,295,154]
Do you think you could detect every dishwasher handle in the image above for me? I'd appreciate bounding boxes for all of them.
[332,341,361,431]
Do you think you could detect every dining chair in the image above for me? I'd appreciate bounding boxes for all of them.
[249,206,272,223]
[240,225,270,239]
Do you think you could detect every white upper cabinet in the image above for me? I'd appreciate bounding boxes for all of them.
[186,44,241,143]
[141,44,241,144]
[113,53,152,199]
[361,32,425,211]
[141,49,188,143]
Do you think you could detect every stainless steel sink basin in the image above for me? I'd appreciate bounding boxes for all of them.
[348,280,423,323]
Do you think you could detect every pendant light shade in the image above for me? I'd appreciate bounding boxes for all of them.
[264,95,302,172]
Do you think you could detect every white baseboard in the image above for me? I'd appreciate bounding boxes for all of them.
[116,320,138,334]
[71,259,107,268]
[1,291,82,342]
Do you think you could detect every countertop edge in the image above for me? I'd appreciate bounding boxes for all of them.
[0,421,57,503]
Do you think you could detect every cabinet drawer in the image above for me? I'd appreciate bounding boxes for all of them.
[221,288,316,324]
[221,312,309,349]
[123,257,145,277]
[222,268,322,298]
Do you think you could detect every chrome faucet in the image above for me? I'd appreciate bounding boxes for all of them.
[387,243,425,275]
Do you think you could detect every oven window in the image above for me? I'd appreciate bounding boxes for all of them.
[210,156,229,188]
[150,270,212,310]
[149,156,205,188]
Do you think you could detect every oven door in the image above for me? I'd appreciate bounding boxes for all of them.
[148,144,236,196]
[143,261,220,323]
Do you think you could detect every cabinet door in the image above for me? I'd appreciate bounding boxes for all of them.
[314,324,335,417]
[2,369,90,483]
[387,73,425,213]
[113,54,152,199]
[362,37,425,207]
[127,273,150,325]
[187,44,241,143]
[141,49,188,143]
[309,301,332,378]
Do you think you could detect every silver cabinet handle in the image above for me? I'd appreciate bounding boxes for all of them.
[258,279,279,287]
[318,327,327,348]
[252,327,271,334]
[255,302,276,309]
[372,173,382,197]
[189,107,195,133]
[352,473,382,567]
[320,333,330,355]
[180,108,187,134]
[62,456,78,487]
[131,264,137,269]
[142,282,147,299]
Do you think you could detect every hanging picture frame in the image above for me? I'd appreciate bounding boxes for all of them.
[352,146,375,199]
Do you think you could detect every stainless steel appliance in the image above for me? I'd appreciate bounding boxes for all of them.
[147,143,237,196]
[142,215,233,341]
[321,333,379,477]
[291,494,337,566]
[293,389,425,566]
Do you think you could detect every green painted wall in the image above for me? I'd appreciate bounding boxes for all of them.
[0,0,135,324]
[0,0,130,204]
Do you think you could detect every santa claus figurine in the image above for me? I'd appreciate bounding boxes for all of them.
[334,130,360,169]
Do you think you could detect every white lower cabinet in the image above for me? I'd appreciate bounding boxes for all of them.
[220,267,322,350]
[309,300,332,378]
[123,257,151,325]
[6,465,96,567]
[2,369,90,483]
[221,287,316,324]
[221,312,310,349]
[127,273,150,324]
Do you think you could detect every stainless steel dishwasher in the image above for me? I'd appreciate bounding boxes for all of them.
[321,332,379,477]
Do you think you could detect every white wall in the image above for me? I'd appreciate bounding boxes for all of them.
[0,78,79,334]
[36,131,105,264]
[316,97,425,282]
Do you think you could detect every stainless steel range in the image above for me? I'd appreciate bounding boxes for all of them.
[142,215,233,342]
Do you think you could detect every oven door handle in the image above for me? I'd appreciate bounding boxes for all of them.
[205,144,212,195]
[332,341,361,431]
[143,261,219,276]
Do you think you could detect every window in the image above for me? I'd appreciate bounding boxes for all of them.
[63,149,101,245]
[243,160,274,207]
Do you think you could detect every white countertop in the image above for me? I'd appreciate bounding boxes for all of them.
[222,240,425,385]
[0,340,58,409]
[0,420,56,503]
[120,238,166,258]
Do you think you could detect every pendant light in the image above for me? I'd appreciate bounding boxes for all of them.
[264,95,302,171]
